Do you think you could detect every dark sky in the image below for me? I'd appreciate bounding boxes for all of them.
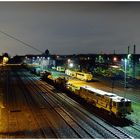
[0,2,140,56]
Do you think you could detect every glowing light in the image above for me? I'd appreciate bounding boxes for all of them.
[127,54,131,59]
[3,57,9,64]
[68,59,71,63]
[113,57,117,62]
[69,63,74,68]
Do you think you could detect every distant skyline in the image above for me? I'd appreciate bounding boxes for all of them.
[0,2,140,56]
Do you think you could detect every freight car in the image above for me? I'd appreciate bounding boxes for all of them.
[66,83,132,118]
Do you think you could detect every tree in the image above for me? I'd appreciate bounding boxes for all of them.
[2,52,10,58]
[45,49,50,56]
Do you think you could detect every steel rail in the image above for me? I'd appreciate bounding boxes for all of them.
[30,72,134,139]
[23,70,133,139]
[22,73,95,138]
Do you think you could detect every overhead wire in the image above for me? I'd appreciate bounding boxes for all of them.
[0,30,43,54]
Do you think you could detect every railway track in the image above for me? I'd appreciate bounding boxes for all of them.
[123,123,140,138]
[37,76,140,138]
[3,69,20,138]
[19,72,97,138]
[0,67,58,138]
[0,68,7,138]
[39,81,133,139]
[0,65,136,138]
[15,72,62,138]
[21,70,133,139]
[17,71,91,138]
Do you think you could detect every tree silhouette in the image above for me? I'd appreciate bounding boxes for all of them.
[45,49,50,56]
[2,52,10,58]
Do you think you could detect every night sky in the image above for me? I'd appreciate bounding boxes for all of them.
[0,2,140,56]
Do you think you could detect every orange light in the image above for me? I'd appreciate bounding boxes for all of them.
[113,57,117,62]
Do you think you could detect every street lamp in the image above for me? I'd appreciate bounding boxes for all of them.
[67,59,71,63]
[124,54,132,88]
[124,58,127,88]
[127,54,131,59]
[3,57,9,65]
[113,57,117,62]
[69,63,74,68]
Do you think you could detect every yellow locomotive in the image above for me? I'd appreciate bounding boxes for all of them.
[66,83,132,118]
[65,69,93,81]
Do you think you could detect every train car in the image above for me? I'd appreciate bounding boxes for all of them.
[65,69,93,81]
[65,69,77,77]
[76,72,93,81]
[66,83,132,118]
[80,86,132,117]
[66,82,83,95]
[56,66,65,72]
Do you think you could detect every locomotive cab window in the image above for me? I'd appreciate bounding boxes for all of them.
[125,101,131,106]
[118,102,124,107]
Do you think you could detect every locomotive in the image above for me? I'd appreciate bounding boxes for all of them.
[39,67,132,118]
[66,83,132,118]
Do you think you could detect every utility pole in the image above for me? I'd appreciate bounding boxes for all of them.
[114,50,116,55]
[128,46,130,54]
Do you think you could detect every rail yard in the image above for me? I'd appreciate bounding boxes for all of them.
[1,1,140,139]
[0,64,140,138]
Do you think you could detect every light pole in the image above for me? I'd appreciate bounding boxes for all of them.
[111,56,118,92]
[124,58,127,88]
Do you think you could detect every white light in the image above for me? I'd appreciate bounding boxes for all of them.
[124,58,127,63]
[69,63,74,68]
[127,54,131,59]
[68,59,71,63]
[124,58,127,88]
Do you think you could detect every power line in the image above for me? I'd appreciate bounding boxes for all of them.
[0,30,43,54]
